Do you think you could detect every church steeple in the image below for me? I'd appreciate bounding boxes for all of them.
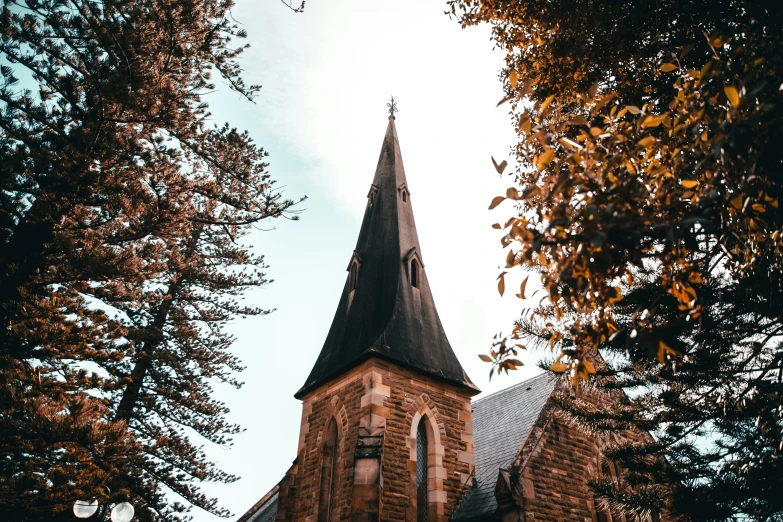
[295,115,477,399]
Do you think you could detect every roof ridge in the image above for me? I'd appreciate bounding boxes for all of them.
[472,372,551,406]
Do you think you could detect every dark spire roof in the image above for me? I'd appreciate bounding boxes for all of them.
[295,116,478,399]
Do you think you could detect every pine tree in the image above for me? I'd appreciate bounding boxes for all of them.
[0,1,300,520]
[450,1,783,520]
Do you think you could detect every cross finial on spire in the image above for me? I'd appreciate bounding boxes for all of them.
[387,96,398,118]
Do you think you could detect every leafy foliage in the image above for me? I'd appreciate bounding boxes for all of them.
[0,1,301,520]
[450,0,783,520]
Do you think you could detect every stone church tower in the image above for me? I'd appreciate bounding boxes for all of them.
[273,114,480,522]
[239,116,660,522]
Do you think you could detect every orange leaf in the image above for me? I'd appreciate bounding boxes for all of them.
[550,362,568,373]
[489,196,506,210]
[509,70,520,88]
[724,85,740,108]
[515,275,529,299]
[492,156,508,175]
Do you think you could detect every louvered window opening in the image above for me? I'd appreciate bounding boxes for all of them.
[416,421,428,522]
[411,259,419,288]
[349,261,358,291]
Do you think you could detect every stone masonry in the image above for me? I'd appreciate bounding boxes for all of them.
[275,357,477,522]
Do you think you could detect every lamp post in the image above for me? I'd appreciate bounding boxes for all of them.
[73,488,135,522]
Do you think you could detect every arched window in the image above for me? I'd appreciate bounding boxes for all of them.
[349,261,359,291]
[416,420,428,522]
[318,418,338,522]
[410,259,419,289]
[595,460,627,522]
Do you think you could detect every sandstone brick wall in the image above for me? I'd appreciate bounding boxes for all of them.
[514,413,603,522]
[509,387,651,522]
[275,358,476,522]
[378,360,475,522]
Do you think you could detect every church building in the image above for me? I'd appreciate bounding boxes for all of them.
[238,114,646,522]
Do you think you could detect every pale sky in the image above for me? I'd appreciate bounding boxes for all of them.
[196,1,543,520]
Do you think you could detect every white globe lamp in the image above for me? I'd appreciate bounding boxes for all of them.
[73,499,99,518]
[110,502,135,522]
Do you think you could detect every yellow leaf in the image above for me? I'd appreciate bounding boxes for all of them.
[657,340,681,364]
[478,354,493,362]
[637,136,656,148]
[550,362,568,373]
[582,360,596,374]
[641,114,666,128]
[689,272,704,284]
[515,275,529,299]
[724,85,740,108]
[492,156,508,175]
[506,187,520,200]
[731,194,744,210]
[660,63,678,72]
[506,249,517,268]
[681,180,699,189]
[489,196,506,210]
[536,149,555,169]
[520,117,531,134]
[626,105,642,115]
[538,251,547,265]
[540,95,556,113]
[569,115,589,126]
[521,185,541,199]
[497,272,506,296]
[492,223,502,229]
[752,203,766,213]
[590,126,602,136]
[509,71,520,88]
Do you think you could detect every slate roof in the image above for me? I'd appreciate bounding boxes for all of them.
[295,117,478,398]
[240,492,278,522]
[452,373,555,521]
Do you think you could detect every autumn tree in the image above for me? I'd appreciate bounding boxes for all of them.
[0,1,299,520]
[450,1,783,521]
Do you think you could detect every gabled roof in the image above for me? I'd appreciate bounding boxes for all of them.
[295,117,477,398]
[452,373,555,521]
[237,485,279,522]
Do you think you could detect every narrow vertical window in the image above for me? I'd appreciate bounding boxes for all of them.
[596,460,624,522]
[402,190,407,203]
[416,421,428,522]
[349,261,358,291]
[318,419,338,522]
[410,259,419,289]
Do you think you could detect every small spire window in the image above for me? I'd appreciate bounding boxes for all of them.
[349,261,359,291]
[398,183,410,204]
[367,185,378,207]
[410,258,419,289]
